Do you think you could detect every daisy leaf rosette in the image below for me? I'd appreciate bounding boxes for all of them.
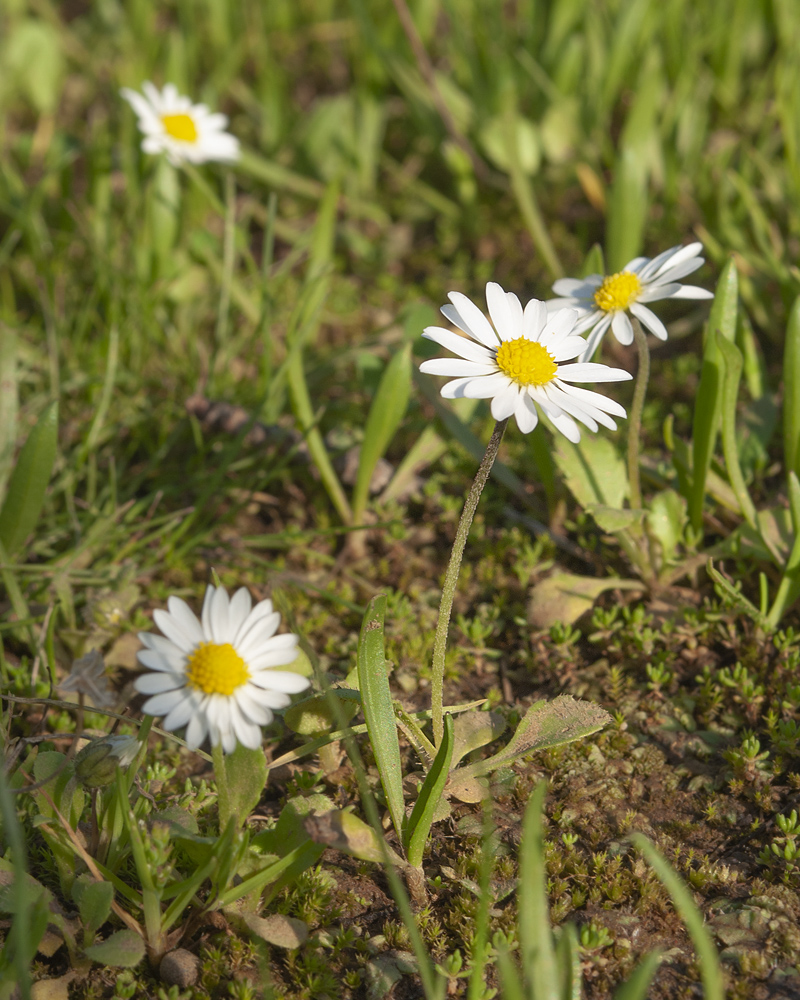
[121,82,239,166]
[419,281,632,442]
[547,242,713,361]
[135,585,309,753]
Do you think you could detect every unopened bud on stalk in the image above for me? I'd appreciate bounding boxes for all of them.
[74,735,140,789]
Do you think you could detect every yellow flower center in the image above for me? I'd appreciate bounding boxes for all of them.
[161,113,198,143]
[185,642,249,696]
[495,338,558,387]
[593,271,642,312]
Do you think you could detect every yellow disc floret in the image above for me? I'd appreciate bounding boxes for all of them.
[593,271,642,312]
[495,338,557,387]
[185,642,250,696]
[161,113,199,143]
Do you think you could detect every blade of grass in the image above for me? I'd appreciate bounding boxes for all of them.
[631,835,724,1000]
[352,342,412,523]
[518,781,559,1000]
[783,295,800,477]
[0,400,58,557]
[689,258,738,533]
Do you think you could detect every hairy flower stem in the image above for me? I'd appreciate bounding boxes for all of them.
[431,419,508,747]
[627,319,650,510]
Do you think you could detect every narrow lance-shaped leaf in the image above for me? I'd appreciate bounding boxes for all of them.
[404,714,454,868]
[0,399,58,556]
[783,296,800,477]
[356,596,405,845]
[716,332,758,531]
[689,258,738,533]
[352,343,412,524]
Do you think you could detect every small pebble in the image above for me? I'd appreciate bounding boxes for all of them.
[159,948,200,988]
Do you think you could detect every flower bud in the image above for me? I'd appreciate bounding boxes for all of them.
[74,735,140,789]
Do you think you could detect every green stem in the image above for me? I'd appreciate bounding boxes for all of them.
[212,743,232,834]
[431,419,507,747]
[627,319,650,510]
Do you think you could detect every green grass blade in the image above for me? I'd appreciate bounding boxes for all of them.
[631,835,724,1000]
[689,257,738,532]
[612,951,662,1000]
[716,332,758,530]
[518,782,559,1000]
[405,713,454,868]
[352,342,412,523]
[287,182,352,524]
[357,595,406,846]
[0,324,18,503]
[554,922,582,1000]
[606,146,648,273]
[782,295,800,477]
[766,470,800,628]
[0,400,58,557]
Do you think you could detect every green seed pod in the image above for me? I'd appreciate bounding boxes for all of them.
[74,735,140,789]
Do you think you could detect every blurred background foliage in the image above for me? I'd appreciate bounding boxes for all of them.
[0,0,797,582]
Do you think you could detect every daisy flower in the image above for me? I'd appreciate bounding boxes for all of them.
[419,282,632,442]
[135,585,309,754]
[547,242,713,361]
[121,82,239,166]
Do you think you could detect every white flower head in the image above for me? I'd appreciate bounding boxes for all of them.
[121,82,239,166]
[135,585,309,753]
[547,242,713,361]
[419,282,632,442]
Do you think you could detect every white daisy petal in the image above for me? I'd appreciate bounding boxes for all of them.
[420,358,497,377]
[440,376,478,399]
[167,596,205,645]
[185,711,207,749]
[630,302,668,340]
[578,315,614,361]
[134,672,183,695]
[201,585,216,638]
[555,382,627,419]
[556,362,632,383]
[444,294,501,348]
[611,310,634,345]
[551,277,599,297]
[235,689,273,726]
[667,285,714,300]
[523,298,548,340]
[638,283,683,303]
[515,394,539,433]
[153,607,200,653]
[490,382,521,421]
[209,586,230,643]
[163,694,197,732]
[142,690,186,717]
[462,372,513,399]
[486,282,521,341]
[248,688,292,710]
[550,337,589,362]
[248,669,309,693]
[137,647,184,674]
[422,327,495,363]
[237,613,283,659]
